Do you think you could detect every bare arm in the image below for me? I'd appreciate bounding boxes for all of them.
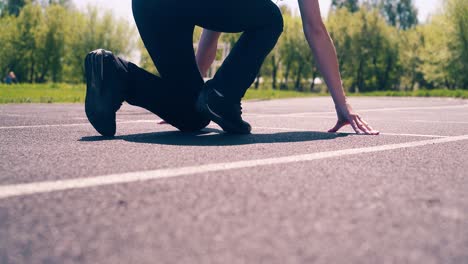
[298,0,378,135]
[196,29,222,77]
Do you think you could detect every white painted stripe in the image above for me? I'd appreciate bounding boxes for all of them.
[378,133,448,138]
[0,120,157,130]
[1,103,466,129]
[411,120,468,124]
[0,121,449,139]
[0,120,452,138]
[254,126,449,138]
[0,113,28,117]
[248,104,468,118]
[0,135,467,200]
[3,103,464,123]
[253,126,320,132]
[0,123,88,129]
[359,104,468,112]
[245,113,335,118]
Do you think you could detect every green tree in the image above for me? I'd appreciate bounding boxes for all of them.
[0,14,17,77]
[259,4,293,90]
[63,6,134,82]
[398,27,425,90]
[326,8,355,89]
[327,8,399,92]
[418,0,467,90]
[45,0,72,7]
[262,44,282,89]
[331,0,360,13]
[278,15,317,91]
[445,0,468,89]
[379,0,418,30]
[418,16,452,89]
[14,3,43,82]
[5,0,27,16]
[279,15,296,89]
[35,4,67,82]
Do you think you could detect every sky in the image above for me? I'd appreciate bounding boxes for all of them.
[73,0,442,25]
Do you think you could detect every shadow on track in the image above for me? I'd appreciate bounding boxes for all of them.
[80,128,349,146]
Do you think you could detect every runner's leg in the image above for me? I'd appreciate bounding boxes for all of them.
[125,0,210,131]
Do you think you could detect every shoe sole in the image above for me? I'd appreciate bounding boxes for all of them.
[85,50,117,137]
[196,93,251,135]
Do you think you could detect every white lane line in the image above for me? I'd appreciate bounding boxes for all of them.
[1,103,466,129]
[254,126,449,138]
[248,104,468,118]
[245,113,336,118]
[0,120,157,130]
[1,135,467,200]
[3,103,463,123]
[0,113,28,117]
[0,121,450,138]
[377,133,448,138]
[411,120,468,125]
[360,104,468,112]
[0,123,88,129]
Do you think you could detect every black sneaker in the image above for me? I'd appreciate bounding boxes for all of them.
[85,49,126,137]
[196,85,251,134]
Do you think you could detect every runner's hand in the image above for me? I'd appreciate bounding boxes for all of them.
[328,102,379,135]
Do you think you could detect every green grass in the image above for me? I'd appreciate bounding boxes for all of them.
[0,83,466,104]
[0,83,322,104]
[0,83,85,104]
[244,88,324,100]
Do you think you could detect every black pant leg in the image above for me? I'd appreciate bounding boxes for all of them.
[129,0,210,131]
[192,0,284,100]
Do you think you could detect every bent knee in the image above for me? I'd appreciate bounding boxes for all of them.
[269,5,284,36]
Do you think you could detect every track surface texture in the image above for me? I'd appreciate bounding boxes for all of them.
[1,97,467,264]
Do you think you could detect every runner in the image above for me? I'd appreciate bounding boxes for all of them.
[196,0,379,135]
[84,0,283,136]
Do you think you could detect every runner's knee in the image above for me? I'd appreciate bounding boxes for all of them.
[269,4,284,37]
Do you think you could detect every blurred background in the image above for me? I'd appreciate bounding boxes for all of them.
[0,0,466,103]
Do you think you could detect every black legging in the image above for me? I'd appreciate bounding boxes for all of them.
[123,0,283,130]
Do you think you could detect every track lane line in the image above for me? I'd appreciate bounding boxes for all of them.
[0,121,450,138]
[0,120,157,129]
[0,135,467,200]
[411,120,468,124]
[1,103,466,128]
[253,126,449,138]
[247,104,468,117]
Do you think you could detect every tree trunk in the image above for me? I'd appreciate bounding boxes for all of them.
[410,64,417,91]
[255,73,261,89]
[38,61,49,83]
[271,56,278,90]
[29,57,35,83]
[294,63,304,91]
[310,70,317,91]
[283,61,291,90]
[356,59,364,93]
[381,55,392,91]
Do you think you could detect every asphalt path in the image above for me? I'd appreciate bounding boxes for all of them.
[0,97,467,264]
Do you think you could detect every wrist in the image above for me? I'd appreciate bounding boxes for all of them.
[333,97,349,109]
[328,84,347,106]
